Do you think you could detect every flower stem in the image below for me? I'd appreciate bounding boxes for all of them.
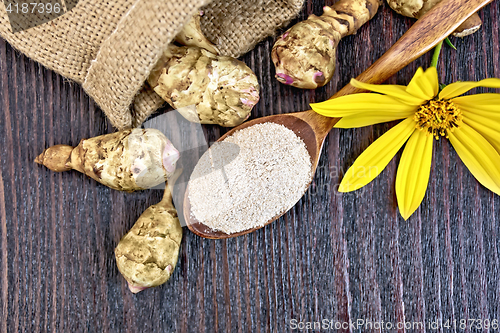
[431,41,443,68]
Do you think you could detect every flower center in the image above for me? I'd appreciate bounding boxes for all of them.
[414,99,463,139]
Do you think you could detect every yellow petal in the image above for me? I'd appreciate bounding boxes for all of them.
[338,118,416,192]
[439,78,500,99]
[350,79,427,106]
[335,111,415,128]
[462,113,500,153]
[457,107,500,124]
[453,93,500,105]
[452,93,500,119]
[406,67,439,100]
[395,129,433,220]
[448,123,500,195]
[311,93,416,118]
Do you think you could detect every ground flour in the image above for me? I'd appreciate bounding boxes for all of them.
[188,122,312,234]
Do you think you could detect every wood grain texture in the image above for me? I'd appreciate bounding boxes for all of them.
[1,1,500,332]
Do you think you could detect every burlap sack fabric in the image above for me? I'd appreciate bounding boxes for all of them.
[0,0,304,129]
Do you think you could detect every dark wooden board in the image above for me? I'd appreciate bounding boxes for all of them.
[1,1,500,332]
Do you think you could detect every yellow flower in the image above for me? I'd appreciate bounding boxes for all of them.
[311,67,500,220]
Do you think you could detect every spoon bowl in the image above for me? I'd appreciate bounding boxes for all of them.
[184,111,336,239]
[184,0,493,238]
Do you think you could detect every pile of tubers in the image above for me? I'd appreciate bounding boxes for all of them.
[36,129,182,293]
[272,0,482,90]
[36,12,262,293]
[148,12,260,127]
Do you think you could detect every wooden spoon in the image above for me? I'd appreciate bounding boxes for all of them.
[184,0,493,239]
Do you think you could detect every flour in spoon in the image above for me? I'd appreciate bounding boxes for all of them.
[188,122,312,234]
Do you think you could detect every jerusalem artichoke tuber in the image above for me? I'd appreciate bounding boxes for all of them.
[453,13,482,37]
[35,128,179,192]
[115,184,182,293]
[175,11,219,54]
[386,0,482,37]
[272,0,382,89]
[148,44,260,127]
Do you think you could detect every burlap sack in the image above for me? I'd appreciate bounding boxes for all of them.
[0,0,304,129]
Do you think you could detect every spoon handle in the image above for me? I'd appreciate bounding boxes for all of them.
[331,0,494,99]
